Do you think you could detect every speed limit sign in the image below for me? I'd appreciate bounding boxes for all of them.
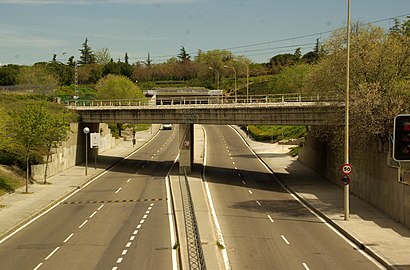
[342,163,352,175]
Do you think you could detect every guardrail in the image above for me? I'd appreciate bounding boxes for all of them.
[64,93,341,107]
[180,168,207,270]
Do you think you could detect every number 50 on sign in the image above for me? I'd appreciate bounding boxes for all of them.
[342,163,352,175]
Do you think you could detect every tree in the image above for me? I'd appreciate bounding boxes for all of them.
[16,65,58,94]
[78,38,96,65]
[268,64,312,94]
[307,23,410,153]
[124,52,129,64]
[95,74,145,100]
[268,53,298,73]
[0,106,12,150]
[0,65,20,85]
[294,47,302,60]
[146,53,152,67]
[178,46,191,62]
[95,47,111,65]
[42,107,71,184]
[9,103,49,193]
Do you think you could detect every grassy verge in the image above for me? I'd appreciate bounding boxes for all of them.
[246,125,306,142]
[0,166,25,196]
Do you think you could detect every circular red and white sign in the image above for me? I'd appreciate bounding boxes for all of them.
[342,163,352,175]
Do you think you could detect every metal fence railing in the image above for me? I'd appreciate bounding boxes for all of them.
[64,94,341,108]
[179,168,206,270]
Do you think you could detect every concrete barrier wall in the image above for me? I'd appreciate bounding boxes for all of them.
[31,123,116,181]
[299,132,410,228]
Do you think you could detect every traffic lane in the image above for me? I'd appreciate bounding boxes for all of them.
[38,200,171,270]
[204,126,297,269]
[0,203,102,270]
[37,148,176,269]
[205,125,381,269]
[0,129,177,270]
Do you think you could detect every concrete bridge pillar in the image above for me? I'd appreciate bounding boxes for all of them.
[179,124,194,174]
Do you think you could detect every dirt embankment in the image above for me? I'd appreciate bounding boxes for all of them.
[0,165,25,196]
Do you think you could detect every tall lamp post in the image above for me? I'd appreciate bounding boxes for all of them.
[83,127,90,176]
[224,65,237,103]
[344,0,351,221]
[233,59,249,103]
[208,67,220,90]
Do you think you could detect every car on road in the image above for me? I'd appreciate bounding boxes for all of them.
[162,124,173,130]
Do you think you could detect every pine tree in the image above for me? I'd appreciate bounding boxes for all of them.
[178,46,191,62]
[124,52,129,64]
[78,38,96,65]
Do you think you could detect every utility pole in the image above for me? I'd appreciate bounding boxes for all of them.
[344,0,351,221]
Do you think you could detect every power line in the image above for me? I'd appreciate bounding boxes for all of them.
[129,13,409,63]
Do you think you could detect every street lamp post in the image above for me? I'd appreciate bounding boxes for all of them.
[83,127,90,176]
[224,65,237,103]
[208,67,220,90]
[233,59,249,103]
[344,0,351,221]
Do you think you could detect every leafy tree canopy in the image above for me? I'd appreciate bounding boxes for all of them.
[95,74,145,100]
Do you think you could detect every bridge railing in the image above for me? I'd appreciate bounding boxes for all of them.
[64,93,340,107]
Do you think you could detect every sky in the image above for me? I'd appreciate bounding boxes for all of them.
[0,0,409,65]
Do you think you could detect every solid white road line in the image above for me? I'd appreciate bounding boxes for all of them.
[202,126,231,270]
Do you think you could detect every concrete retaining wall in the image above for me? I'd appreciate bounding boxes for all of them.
[299,132,410,228]
[31,123,116,181]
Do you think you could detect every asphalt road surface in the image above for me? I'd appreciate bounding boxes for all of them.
[203,125,383,270]
[0,128,179,270]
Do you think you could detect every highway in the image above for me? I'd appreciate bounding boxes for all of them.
[0,128,179,270]
[0,124,387,270]
[203,125,382,270]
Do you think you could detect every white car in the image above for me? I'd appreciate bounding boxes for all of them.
[162,124,172,130]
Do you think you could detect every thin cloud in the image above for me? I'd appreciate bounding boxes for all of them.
[0,28,65,47]
[0,0,204,5]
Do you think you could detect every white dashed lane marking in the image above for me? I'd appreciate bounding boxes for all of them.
[45,246,60,260]
[281,235,290,245]
[78,220,88,229]
[112,203,155,269]
[63,233,74,243]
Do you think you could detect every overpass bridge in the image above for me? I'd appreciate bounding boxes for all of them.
[66,94,342,173]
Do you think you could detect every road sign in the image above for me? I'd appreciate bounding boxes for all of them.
[90,133,100,148]
[183,140,190,147]
[341,175,350,185]
[342,163,352,175]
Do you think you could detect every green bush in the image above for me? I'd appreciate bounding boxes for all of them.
[246,125,306,142]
